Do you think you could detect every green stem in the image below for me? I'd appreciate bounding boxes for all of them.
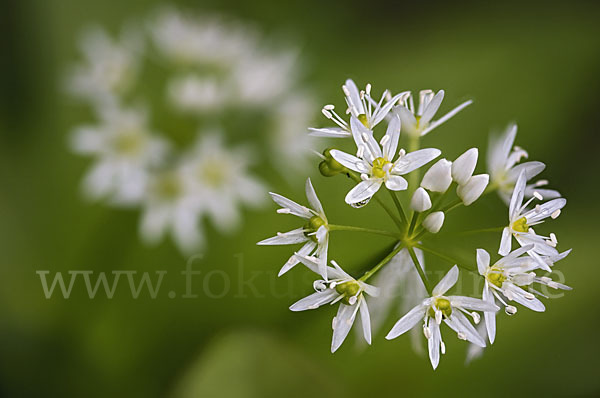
[407,246,432,295]
[441,198,463,213]
[359,243,404,282]
[328,224,401,239]
[388,189,409,226]
[416,244,479,275]
[407,211,419,236]
[407,135,420,196]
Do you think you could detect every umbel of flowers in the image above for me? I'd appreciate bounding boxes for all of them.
[258,80,571,369]
[67,6,316,254]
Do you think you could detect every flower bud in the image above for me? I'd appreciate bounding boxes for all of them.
[457,174,489,206]
[411,187,432,212]
[421,159,452,192]
[319,148,346,177]
[423,211,445,233]
[452,148,478,186]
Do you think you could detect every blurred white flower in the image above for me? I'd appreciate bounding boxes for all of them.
[394,90,472,137]
[257,178,329,279]
[291,254,379,353]
[386,266,498,369]
[68,26,142,105]
[168,75,228,112]
[180,133,266,235]
[70,105,168,206]
[487,124,561,204]
[499,171,566,270]
[331,115,440,205]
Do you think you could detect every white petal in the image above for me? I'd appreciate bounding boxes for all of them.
[428,319,441,369]
[386,304,427,339]
[359,297,372,344]
[384,174,408,191]
[483,285,496,344]
[499,227,512,255]
[509,171,527,219]
[523,198,566,224]
[344,79,364,115]
[269,193,312,218]
[331,303,359,353]
[308,127,351,138]
[345,179,383,205]
[392,148,441,175]
[448,296,498,312]
[421,100,472,136]
[476,248,490,275]
[432,265,459,296]
[447,311,485,347]
[257,227,308,245]
[330,150,364,173]
[420,90,444,126]
[305,178,324,215]
[290,289,338,311]
[279,241,316,276]
[382,114,401,160]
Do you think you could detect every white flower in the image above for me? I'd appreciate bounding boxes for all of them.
[70,105,168,206]
[330,115,440,205]
[421,158,453,193]
[68,26,142,105]
[394,90,472,137]
[499,171,566,271]
[167,74,228,112]
[257,178,330,279]
[290,254,379,353]
[411,187,432,212]
[487,124,560,204]
[386,266,498,369]
[139,168,204,254]
[180,133,266,235]
[456,174,489,206]
[423,211,445,233]
[309,79,407,138]
[476,246,572,343]
[452,148,478,186]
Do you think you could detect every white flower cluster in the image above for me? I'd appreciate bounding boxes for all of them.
[67,7,316,254]
[259,79,571,369]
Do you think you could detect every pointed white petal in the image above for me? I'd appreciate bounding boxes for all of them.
[305,178,324,215]
[384,174,408,191]
[345,179,382,205]
[386,304,427,339]
[290,289,338,311]
[433,265,459,296]
[476,248,490,275]
[392,148,441,174]
[331,303,359,353]
[257,227,309,245]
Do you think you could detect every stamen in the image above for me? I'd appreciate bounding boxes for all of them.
[550,233,558,244]
[457,332,467,340]
[321,108,333,119]
[323,104,335,110]
[423,325,431,339]
[342,85,350,96]
[551,209,561,219]
[533,191,544,200]
[348,296,357,305]
[380,135,390,146]
[535,179,549,187]
[505,305,517,315]
[471,312,481,324]
[357,145,365,159]
[435,309,442,325]
[360,173,369,181]
[440,341,446,355]
[365,83,372,96]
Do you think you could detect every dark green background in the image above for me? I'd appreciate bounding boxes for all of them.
[1,0,599,396]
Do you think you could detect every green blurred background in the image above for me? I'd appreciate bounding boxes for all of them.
[1,0,599,396]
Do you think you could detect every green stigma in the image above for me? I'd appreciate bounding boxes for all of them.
[428,298,453,319]
[357,114,369,128]
[487,270,506,288]
[371,157,389,178]
[112,131,143,155]
[335,281,360,305]
[154,174,181,200]
[199,162,228,187]
[512,216,529,233]
[304,216,326,242]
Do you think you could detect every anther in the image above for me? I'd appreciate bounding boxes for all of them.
[505,305,517,315]
[535,179,549,186]
[533,191,544,200]
[348,296,357,305]
[550,233,558,244]
[323,104,335,110]
[471,312,481,324]
[457,332,467,340]
[441,341,446,355]
[366,83,372,95]
[423,326,431,339]
[342,85,350,96]
[380,135,390,146]
[551,209,561,219]
[321,109,333,119]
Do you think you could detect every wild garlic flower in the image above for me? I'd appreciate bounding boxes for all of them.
[257,178,329,279]
[67,26,142,105]
[488,124,560,204]
[290,254,379,353]
[500,171,566,270]
[70,106,168,206]
[394,90,473,137]
[386,266,498,369]
[330,115,440,205]
[476,246,572,343]
[309,79,406,138]
[259,79,573,367]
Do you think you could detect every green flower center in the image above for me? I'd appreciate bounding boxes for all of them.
[198,161,229,187]
[372,157,390,179]
[335,281,360,305]
[112,130,144,156]
[154,174,181,200]
[487,269,506,288]
[358,114,369,128]
[512,216,529,233]
[304,216,326,242]
[428,298,452,319]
